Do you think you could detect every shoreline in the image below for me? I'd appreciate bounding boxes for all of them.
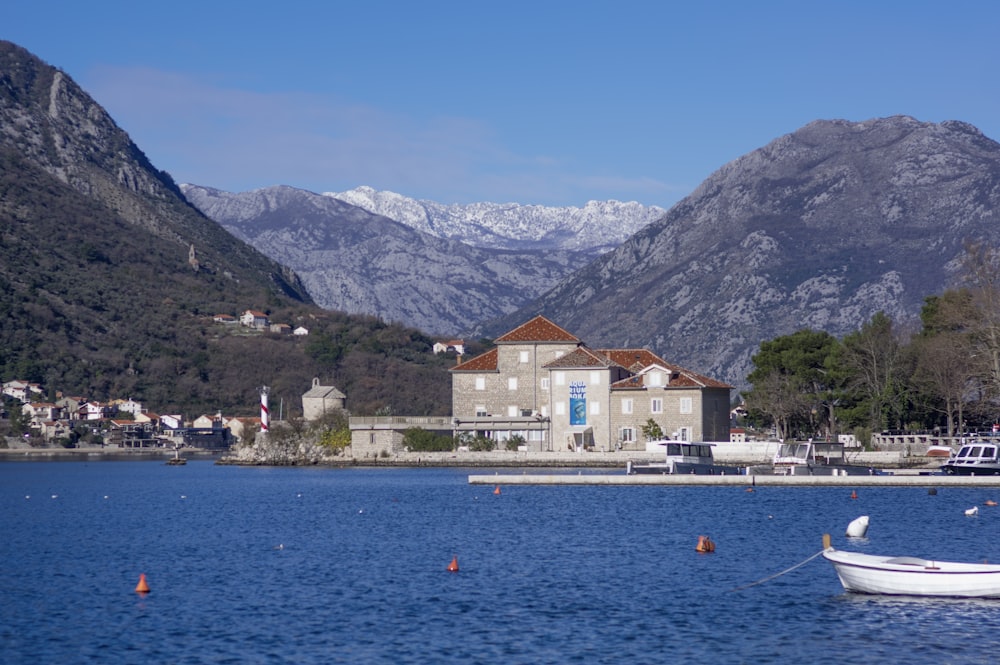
[0,445,945,472]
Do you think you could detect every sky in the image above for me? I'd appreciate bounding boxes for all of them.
[6,1,1000,209]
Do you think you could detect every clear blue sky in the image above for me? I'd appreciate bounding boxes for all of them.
[7,1,999,208]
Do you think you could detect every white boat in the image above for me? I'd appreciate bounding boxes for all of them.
[626,440,742,475]
[764,440,875,476]
[823,547,1000,598]
[940,440,1000,475]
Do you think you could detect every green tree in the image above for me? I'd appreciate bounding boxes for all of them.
[839,312,907,432]
[640,418,664,441]
[402,427,454,452]
[744,329,842,439]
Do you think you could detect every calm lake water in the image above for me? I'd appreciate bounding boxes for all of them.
[2,460,1000,664]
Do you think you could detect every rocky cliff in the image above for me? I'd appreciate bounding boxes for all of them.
[486,116,1000,388]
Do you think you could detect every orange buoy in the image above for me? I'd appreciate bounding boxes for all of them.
[135,573,150,594]
[447,556,459,572]
[695,535,715,553]
[850,490,858,500]
[494,486,501,495]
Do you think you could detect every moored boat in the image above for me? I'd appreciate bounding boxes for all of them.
[626,440,742,475]
[755,440,876,476]
[822,545,1000,598]
[940,441,1000,475]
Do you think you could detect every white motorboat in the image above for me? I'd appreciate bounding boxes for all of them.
[940,440,1000,475]
[823,546,1000,598]
[626,440,742,475]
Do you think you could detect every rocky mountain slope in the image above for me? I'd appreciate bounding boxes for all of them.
[182,184,593,335]
[486,116,1000,389]
[0,40,453,416]
[324,186,665,255]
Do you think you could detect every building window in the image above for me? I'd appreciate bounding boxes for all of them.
[590,371,601,385]
[519,350,530,363]
[680,397,693,414]
[508,405,518,417]
[678,427,691,442]
[540,377,550,391]
[475,405,487,417]
[590,401,600,415]
[621,427,635,443]
[475,377,485,391]
[555,402,565,416]
[651,398,663,414]
[554,372,565,386]
[540,406,549,417]
[621,398,633,415]
[648,371,662,386]
[508,377,518,391]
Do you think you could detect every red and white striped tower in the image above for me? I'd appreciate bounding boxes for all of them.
[260,386,270,433]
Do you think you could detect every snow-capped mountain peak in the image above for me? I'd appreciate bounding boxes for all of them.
[323,187,665,255]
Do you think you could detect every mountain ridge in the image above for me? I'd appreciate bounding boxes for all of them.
[323,185,665,255]
[485,116,1000,389]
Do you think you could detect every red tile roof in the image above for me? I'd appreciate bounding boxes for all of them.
[451,348,499,372]
[543,346,619,369]
[495,315,580,344]
[598,349,669,372]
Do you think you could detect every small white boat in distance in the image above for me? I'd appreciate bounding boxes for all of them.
[626,440,741,475]
[823,544,1000,598]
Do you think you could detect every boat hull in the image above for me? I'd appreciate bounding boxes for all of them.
[823,549,1000,598]
[940,463,1000,476]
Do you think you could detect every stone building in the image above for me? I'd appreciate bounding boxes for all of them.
[450,315,732,451]
[302,378,346,421]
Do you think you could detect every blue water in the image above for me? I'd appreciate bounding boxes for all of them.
[2,462,1000,664]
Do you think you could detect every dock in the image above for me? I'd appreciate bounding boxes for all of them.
[468,472,1000,487]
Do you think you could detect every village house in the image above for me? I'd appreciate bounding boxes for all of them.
[433,340,466,355]
[269,323,292,335]
[450,315,732,452]
[225,417,260,444]
[3,380,44,402]
[240,310,269,329]
[213,314,238,324]
[22,402,64,425]
[56,396,88,420]
[293,326,309,336]
[80,401,114,421]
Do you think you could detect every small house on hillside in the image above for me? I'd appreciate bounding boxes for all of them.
[302,378,346,421]
[240,310,269,329]
[433,340,465,355]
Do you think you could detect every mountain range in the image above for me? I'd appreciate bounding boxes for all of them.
[187,117,1000,392]
[487,116,1000,388]
[323,186,665,254]
[6,37,1000,412]
[181,184,662,335]
[0,40,452,416]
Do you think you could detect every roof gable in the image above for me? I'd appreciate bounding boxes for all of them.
[543,346,618,369]
[495,316,580,344]
[451,347,499,372]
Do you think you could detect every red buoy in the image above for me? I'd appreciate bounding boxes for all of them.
[494,486,501,495]
[135,573,150,594]
[850,490,858,500]
[447,556,459,572]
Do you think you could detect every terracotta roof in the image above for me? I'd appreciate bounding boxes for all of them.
[495,316,580,344]
[598,349,669,372]
[451,347,499,372]
[610,363,733,390]
[543,346,619,369]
